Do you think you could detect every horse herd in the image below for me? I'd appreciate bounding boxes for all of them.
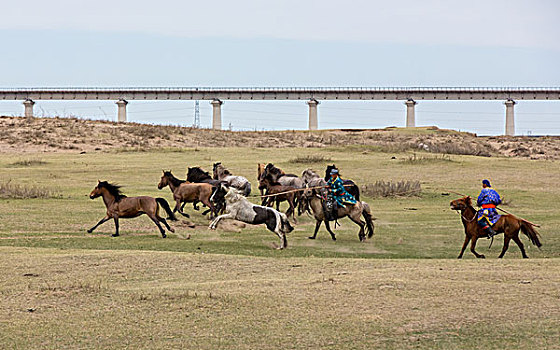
[87,162,543,257]
[88,163,374,249]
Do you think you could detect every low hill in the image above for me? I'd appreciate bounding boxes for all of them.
[1,116,559,159]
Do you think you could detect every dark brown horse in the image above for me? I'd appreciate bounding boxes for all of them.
[261,177,298,223]
[88,181,176,238]
[450,196,542,258]
[158,171,216,219]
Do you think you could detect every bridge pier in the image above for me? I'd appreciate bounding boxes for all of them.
[405,99,417,127]
[116,99,128,122]
[211,99,223,130]
[307,99,319,130]
[504,99,516,136]
[23,99,35,118]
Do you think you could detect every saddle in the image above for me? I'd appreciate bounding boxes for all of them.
[322,196,339,225]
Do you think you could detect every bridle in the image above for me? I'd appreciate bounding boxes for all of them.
[454,205,477,223]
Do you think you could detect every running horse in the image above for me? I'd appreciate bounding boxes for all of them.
[450,196,542,258]
[88,181,176,238]
[158,171,216,218]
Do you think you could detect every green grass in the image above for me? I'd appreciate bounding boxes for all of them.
[0,146,559,349]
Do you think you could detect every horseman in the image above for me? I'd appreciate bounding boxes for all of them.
[327,169,357,209]
[477,179,501,239]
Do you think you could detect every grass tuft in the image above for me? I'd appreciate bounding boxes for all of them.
[288,155,332,164]
[400,153,454,164]
[361,180,421,197]
[0,180,61,199]
[9,159,48,167]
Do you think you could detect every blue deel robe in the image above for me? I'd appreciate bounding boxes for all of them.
[477,188,502,225]
[327,176,357,207]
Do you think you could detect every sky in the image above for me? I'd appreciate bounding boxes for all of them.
[0,0,559,135]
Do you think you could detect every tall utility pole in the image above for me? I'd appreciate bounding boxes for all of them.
[193,100,200,128]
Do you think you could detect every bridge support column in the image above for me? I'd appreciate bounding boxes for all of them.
[307,99,319,130]
[116,99,128,122]
[504,99,516,136]
[405,99,417,128]
[23,99,35,118]
[211,99,223,130]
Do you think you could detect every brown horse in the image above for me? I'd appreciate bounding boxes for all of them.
[304,186,375,241]
[450,196,542,259]
[158,171,216,219]
[88,181,176,238]
[261,177,298,223]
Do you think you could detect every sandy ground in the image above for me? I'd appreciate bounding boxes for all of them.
[2,116,560,159]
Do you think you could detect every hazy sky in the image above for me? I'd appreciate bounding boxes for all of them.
[1,0,559,134]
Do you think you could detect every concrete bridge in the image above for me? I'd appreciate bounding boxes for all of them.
[3,87,560,135]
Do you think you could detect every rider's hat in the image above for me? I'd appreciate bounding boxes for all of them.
[482,179,491,187]
[330,169,339,175]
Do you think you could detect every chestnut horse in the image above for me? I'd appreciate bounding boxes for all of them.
[450,196,542,259]
[88,181,176,238]
[158,171,216,219]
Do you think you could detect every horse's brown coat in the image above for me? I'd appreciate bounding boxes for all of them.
[450,196,542,258]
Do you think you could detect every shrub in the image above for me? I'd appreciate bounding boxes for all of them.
[361,180,421,198]
[288,155,332,164]
[0,180,61,199]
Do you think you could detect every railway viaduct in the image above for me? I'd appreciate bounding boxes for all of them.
[2,87,560,135]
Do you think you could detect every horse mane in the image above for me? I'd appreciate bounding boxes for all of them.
[164,171,185,187]
[187,167,212,181]
[98,181,127,201]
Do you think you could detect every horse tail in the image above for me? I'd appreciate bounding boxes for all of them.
[156,198,177,221]
[520,220,542,248]
[361,202,375,238]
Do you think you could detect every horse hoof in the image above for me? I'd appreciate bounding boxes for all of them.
[479,255,486,259]
[162,233,167,238]
[87,229,92,233]
[331,237,336,241]
[112,233,119,237]
[308,236,315,240]
[169,228,175,233]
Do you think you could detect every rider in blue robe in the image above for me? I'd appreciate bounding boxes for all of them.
[327,169,357,208]
[477,179,501,238]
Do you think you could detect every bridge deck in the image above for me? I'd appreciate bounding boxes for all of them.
[1,87,559,101]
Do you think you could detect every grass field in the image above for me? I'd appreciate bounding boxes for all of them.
[1,143,559,349]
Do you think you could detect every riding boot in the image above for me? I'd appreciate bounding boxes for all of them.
[485,226,498,239]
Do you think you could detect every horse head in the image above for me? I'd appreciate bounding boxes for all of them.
[158,170,171,189]
[450,196,472,211]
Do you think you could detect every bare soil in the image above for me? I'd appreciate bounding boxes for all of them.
[2,116,560,159]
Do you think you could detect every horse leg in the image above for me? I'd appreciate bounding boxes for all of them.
[324,220,336,241]
[287,198,297,224]
[457,235,470,259]
[512,234,528,258]
[192,200,199,211]
[87,215,110,233]
[200,197,216,219]
[497,236,511,258]
[209,213,234,230]
[112,217,120,237]
[175,200,190,218]
[156,213,174,233]
[148,213,167,238]
[470,236,485,258]
[349,216,366,242]
[309,220,322,239]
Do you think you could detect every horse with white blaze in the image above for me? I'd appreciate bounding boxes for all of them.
[209,184,294,249]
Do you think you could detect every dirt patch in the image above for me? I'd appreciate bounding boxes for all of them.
[2,116,560,159]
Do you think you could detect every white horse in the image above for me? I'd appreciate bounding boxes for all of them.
[209,184,294,249]
[213,162,252,196]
